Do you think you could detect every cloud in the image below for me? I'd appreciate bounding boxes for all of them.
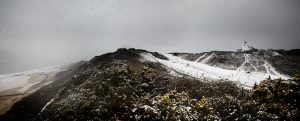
[0,0,299,73]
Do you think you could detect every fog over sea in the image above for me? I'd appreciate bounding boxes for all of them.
[0,56,62,75]
[0,51,100,75]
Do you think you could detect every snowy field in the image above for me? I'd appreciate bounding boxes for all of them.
[141,53,289,88]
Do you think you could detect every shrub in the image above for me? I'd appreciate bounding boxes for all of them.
[243,75,300,120]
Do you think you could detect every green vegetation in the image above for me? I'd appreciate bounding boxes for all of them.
[35,48,300,120]
[246,76,300,120]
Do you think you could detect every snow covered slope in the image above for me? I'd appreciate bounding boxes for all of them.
[141,52,289,88]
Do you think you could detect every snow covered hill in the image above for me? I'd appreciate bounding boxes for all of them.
[1,48,299,121]
[140,51,290,88]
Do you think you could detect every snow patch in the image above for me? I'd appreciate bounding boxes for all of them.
[194,53,207,62]
[139,53,157,62]
[142,105,158,114]
[41,97,55,112]
[236,54,250,71]
[200,53,214,63]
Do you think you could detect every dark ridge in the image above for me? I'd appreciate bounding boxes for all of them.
[89,48,141,66]
[169,52,191,55]
[211,50,236,53]
[89,48,168,67]
[149,52,168,60]
[285,49,300,56]
[0,62,83,121]
[129,48,169,60]
[169,52,192,57]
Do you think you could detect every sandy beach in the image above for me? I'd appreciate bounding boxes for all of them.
[0,67,62,115]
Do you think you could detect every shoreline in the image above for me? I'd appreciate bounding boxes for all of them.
[0,69,62,116]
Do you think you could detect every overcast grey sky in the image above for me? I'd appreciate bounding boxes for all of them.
[0,0,300,74]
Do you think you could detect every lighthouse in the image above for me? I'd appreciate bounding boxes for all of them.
[242,41,251,51]
[237,41,258,52]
